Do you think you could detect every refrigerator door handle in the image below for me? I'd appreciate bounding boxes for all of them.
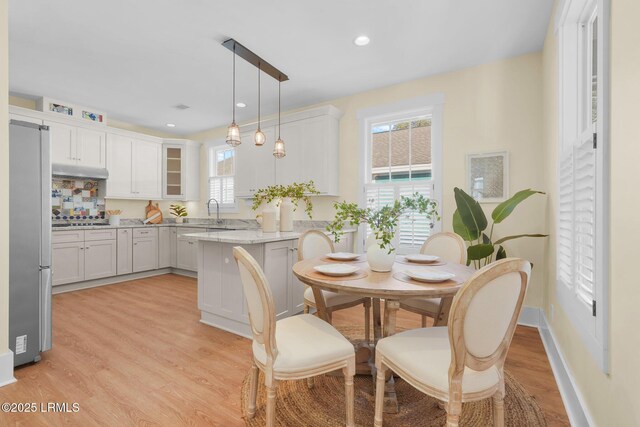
[40,266,52,351]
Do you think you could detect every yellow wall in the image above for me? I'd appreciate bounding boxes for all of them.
[0,0,8,356]
[190,52,548,308]
[542,0,640,425]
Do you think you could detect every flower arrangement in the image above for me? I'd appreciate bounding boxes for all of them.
[169,204,188,218]
[251,180,321,219]
[327,193,439,253]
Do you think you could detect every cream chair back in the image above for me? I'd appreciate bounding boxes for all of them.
[233,246,278,362]
[420,232,467,264]
[448,258,530,375]
[298,230,335,261]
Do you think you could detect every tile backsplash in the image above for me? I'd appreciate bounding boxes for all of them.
[51,178,105,220]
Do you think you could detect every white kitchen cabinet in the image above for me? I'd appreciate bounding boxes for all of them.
[84,239,117,280]
[263,240,305,319]
[170,227,178,268]
[235,128,276,197]
[52,241,85,286]
[10,113,42,125]
[76,127,106,168]
[133,228,159,273]
[158,227,172,268]
[106,134,162,199]
[117,228,133,275]
[162,140,200,201]
[46,120,106,168]
[176,227,200,271]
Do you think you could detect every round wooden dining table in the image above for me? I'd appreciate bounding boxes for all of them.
[292,255,476,413]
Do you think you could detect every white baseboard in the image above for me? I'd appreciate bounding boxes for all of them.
[0,350,16,388]
[515,307,593,426]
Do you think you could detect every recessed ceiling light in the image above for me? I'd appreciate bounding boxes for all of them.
[354,35,370,46]
[166,123,176,128]
[236,102,247,108]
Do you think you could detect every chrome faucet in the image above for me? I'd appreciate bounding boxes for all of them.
[207,198,222,224]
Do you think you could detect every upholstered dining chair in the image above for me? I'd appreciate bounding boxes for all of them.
[298,230,371,342]
[233,246,356,427]
[374,258,531,427]
[399,232,467,327]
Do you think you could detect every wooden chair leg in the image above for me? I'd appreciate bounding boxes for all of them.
[343,362,355,427]
[445,401,461,427]
[306,376,315,389]
[493,392,505,427]
[364,299,371,343]
[421,315,427,327]
[374,362,387,427]
[326,311,333,324]
[265,378,278,427]
[303,304,310,314]
[247,363,259,419]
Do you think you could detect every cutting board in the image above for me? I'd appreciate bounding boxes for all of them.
[145,201,163,224]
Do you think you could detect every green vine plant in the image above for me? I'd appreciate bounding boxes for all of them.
[251,180,321,219]
[327,193,439,254]
[452,187,548,269]
[169,204,188,217]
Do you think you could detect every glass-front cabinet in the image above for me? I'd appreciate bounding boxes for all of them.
[162,140,200,201]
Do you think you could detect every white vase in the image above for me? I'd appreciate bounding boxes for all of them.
[175,217,184,224]
[262,206,278,233]
[279,197,294,232]
[366,239,396,272]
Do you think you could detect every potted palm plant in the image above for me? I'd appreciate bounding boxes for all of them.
[327,193,439,272]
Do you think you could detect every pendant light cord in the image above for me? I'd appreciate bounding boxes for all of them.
[232,44,236,123]
[257,63,261,128]
[278,78,281,139]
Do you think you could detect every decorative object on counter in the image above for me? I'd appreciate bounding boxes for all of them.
[169,204,188,224]
[251,181,321,232]
[144,201,163,225]
[452,187,547,269]
[51,177,105,221]
[107,210,122,226]
[222,38,289,154]
[262,206,278,233]
[327,193,439,272]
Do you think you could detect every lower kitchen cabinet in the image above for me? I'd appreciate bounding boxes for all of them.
[158,227,172,268]
[133,228,158,273]
[84,240,117,280]
[116,228,133,275]
[176,227,200,271]
[52,241,85,286]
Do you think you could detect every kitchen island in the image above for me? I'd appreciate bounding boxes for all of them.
[186,229,355,338]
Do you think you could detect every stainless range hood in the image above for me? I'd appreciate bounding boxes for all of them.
[52,164,109,180]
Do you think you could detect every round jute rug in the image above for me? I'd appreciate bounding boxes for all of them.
[241,326,547,426]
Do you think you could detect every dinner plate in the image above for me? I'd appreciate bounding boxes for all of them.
[404,253,440,264]
[403,269,455,283]
[314,264,360,277]
[326,252,360,261]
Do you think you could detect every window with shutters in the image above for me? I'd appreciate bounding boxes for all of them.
[208,145,237,211]
[557,0,609,372]
[358,96,443,254]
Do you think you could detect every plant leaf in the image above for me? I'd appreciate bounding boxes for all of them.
[491,189,545,224]
[454,188,487,239]
[467,244,495,260]
[453,210,475,241]
[482,233,491,245]
[494,234,548,245]
[496,245,507,260]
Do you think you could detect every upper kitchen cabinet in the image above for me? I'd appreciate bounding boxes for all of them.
[45,120,106,168]
[162,139,200,201]
[106,133,162,199]
[237,105,341,197]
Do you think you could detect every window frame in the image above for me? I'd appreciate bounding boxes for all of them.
[206,142,238,213]
[357,94,444,253]
[556,0,610,372]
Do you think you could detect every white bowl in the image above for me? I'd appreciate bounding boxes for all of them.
[326,252,360,261]
[314,264,360,277]
[404,254,440,263]
[403,269,455,283]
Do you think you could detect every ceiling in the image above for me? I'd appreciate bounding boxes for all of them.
[9,0,554,135]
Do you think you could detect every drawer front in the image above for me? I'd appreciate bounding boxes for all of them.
[133,227,159,239]
[177,227,202,237]
[85,229,117,241]
[52,230,85,243]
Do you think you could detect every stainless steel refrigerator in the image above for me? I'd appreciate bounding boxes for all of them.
[9,120,52,366]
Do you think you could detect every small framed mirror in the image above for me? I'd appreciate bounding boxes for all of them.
[466,151,509,203]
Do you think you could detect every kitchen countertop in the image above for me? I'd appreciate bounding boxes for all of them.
[51,219,259,231]
[185,228,355,245]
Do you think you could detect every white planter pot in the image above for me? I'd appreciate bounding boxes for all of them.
[366,242,396,272]
[262,206,278,233]
[279,197,294,232]
[175,217,184,224]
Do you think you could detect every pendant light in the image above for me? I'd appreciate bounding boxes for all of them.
[254,63,266,146]
[226,44,241,147]
[273,78,286,158]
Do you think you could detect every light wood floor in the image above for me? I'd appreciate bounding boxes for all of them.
[0,274,569,426]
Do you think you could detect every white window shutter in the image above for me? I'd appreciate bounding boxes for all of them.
[557,153,574,289]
